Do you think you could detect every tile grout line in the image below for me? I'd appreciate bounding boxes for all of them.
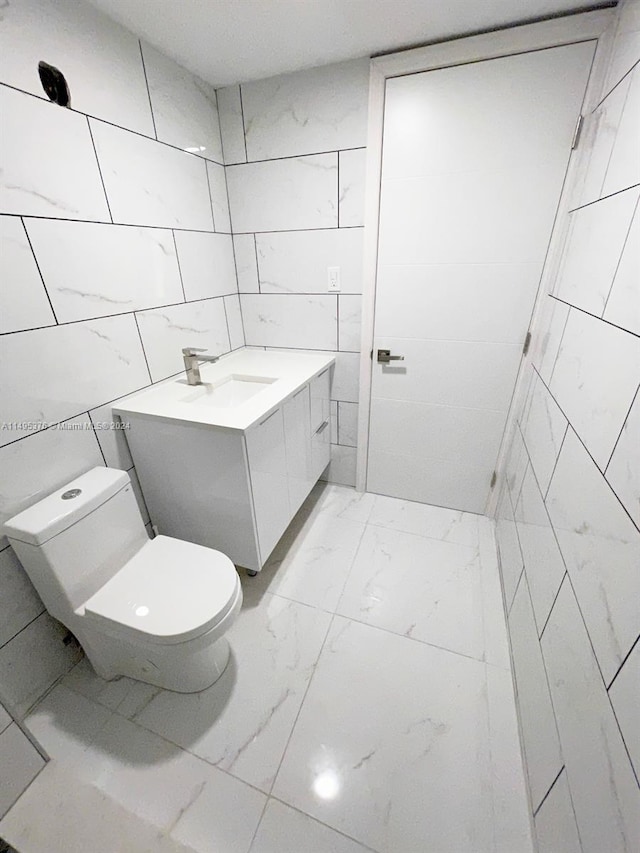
[19,217,59,325]
[86,117,114,224]
[0,80,225,167]
[138,40,158,141]
[264,612,337,798]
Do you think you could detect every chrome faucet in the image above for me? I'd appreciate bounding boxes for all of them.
[182,347,219,386]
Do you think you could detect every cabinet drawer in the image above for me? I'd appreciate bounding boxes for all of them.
[310,368,331,433]
[310,415,331,482]
[245,407,291,564]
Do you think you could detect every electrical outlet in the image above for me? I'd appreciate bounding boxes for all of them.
[327,266,341,292]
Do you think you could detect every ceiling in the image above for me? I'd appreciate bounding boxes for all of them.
[88,0,606,87]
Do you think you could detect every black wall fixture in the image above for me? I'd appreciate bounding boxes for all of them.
[38,61,70,107]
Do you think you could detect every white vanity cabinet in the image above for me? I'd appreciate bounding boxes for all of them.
[244,406,291,564]
[118,355,333,573]
[309,368,331,482]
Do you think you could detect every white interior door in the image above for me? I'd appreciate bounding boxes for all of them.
[367,42,594,513]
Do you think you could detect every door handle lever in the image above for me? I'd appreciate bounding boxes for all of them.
[377,349,405,364]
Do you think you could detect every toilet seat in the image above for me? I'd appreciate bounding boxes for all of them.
[81,535,239,645]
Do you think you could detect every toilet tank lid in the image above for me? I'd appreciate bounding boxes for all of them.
[4,467,131,546]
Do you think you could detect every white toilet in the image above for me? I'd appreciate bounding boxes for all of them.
[5,467,242,693]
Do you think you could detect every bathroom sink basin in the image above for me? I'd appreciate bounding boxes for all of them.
[180,374,277,408]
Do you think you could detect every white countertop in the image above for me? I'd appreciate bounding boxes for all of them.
[114,348,335,432]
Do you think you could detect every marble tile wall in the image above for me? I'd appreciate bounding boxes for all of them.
[0,0,239,718]
[494,2,640,850]
[218,59,369,485]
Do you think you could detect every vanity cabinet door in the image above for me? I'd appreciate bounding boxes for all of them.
[284,384,313,516]
[309,369,331,481]
[245,407,291,564]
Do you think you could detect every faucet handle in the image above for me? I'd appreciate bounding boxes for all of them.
[182,347,208,357]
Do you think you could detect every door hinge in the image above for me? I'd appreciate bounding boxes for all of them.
[571,114,584,150]
[523,331,532,356]
[370,349,373,360]
[490,470,497,489]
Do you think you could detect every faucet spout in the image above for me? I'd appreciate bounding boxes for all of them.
[182,347,220,386]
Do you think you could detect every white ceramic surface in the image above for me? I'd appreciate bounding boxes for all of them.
[273,617,496,852]
[546,428,640,686]
[549,307,640,469]
[233,234,260,292]
[572,70,630,208]
[508,576,563,809]
[604,199,640,336]
[0,613,82,717]
[555,186,639,315]
[337,524,486,661]
[0,546,44,648]
[514,465,566,633]
[225,294,246,350]
[173,231,238,301]
[116,348,334,431]
[25,219,184,322]
[605,387,640,526]
[324,445,357,488]
[141,42,223,163]
[608,638,640,779]
[226,154,338,233]
[133,592,332,792]
[256,228,364,294]
[250,799,372,853]
[0,0,154,136]
[331,352,360,403]
[521,373,568,497]
[206,161,232,233]
[541,579,640,853]
[135,298,230,382]
[0,316,149,447]
[0,414,104,550]
[601,64,640,197]
[241,294,338,350]
[0,85,110,221]
[90,118,214,230]
[337,402,358,447]
[249,510,366,612]
[0,215,55,334]
[338,148,366,228]
[337,295,362,352]
[0,723,45,819]
[216,84,247,165]
[241,59,369,160]
[495,486,524,612]
[534,772,582,853]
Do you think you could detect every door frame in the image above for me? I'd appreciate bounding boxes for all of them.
[355,7,613,511]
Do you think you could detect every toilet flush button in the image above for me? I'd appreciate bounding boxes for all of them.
[61,488,82,500]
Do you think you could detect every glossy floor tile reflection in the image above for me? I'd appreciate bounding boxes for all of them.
[3,485,532,853]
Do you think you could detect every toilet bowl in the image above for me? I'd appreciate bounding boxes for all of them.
[5,467,242,693]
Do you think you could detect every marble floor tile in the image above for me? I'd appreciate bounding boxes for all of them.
[367,493,480,546]
[337,525,485,661]
[133,593,331,792]
[301,483,376,524]
[534,771,582,853]
[60,658,139,712]
[71,712,260,838]
[249,510,366,612]
[25,684,112,768]
[273,617,494,853]
[170,764,266,853]
[250,799,373,853]
[0,762,199,853]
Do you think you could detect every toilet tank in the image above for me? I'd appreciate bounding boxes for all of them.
[5,467,149,621]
